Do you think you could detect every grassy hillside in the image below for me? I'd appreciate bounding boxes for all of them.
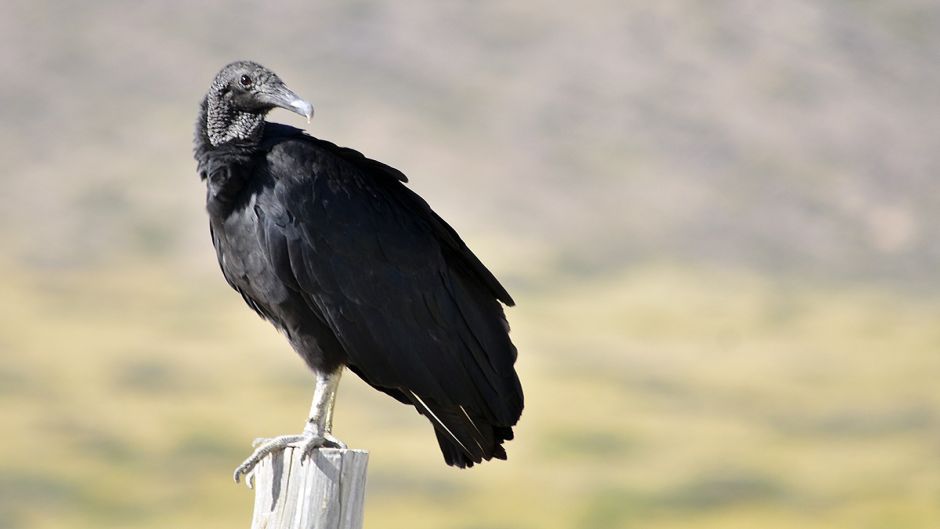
[1,261,939,528]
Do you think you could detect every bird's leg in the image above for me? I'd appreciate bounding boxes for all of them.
[233,367,345,485]
[301,367,346,453]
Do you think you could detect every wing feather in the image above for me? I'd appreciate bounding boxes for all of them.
[259,136,523,429]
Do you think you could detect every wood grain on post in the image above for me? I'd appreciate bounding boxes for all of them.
[249,447,369,529]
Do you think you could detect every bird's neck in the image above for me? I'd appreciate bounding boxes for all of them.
[194,97,264,218]
[205,93,265,147]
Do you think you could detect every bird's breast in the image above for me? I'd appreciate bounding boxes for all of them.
[212,199,290,310]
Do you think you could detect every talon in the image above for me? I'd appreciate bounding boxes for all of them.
[233,430,348,480]
[299,436,324,463]
[324,433,347,449]
[233,461,251,484]
[233,433,305,485]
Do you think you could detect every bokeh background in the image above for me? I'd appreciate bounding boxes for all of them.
[2,1,939,528]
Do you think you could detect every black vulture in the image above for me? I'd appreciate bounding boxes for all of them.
[193,61,523,481]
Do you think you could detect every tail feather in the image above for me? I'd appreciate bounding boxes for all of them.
[409,391,516,468]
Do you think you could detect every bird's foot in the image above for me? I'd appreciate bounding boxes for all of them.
[233,430,347,486]
[233,433,304,486]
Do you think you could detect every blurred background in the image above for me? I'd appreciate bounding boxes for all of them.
[1,1,939,528]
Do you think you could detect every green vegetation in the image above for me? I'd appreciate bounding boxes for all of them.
[2,260,937,528]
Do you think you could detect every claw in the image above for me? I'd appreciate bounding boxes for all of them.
[324,433,347,449]
[297,431,348,464]
[233,433,306,485]
[299,434,325,464]
[234,431,348,484]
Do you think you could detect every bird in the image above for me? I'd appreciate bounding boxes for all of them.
[193,61,523,482]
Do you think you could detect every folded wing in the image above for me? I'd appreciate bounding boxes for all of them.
[257,134,523,466]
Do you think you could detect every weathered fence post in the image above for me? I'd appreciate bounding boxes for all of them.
[248,446,369,529]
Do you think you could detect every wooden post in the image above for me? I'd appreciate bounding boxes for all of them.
[248,446,369,529]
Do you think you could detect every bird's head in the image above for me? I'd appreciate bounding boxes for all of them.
[203,61,313,147]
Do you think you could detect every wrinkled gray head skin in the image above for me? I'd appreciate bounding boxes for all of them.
[205,61,313,147]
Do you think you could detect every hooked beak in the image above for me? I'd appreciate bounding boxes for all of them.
[265,84,314,123]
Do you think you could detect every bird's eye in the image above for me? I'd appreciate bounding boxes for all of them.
[239,75,253,88]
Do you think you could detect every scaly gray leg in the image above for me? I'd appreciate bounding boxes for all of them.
[233,368,346,485]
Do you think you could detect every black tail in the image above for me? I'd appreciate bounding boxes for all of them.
[413,398,516,468]
[349,364,520,467]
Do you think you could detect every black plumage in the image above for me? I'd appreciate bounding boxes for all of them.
[194,61,523,469]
